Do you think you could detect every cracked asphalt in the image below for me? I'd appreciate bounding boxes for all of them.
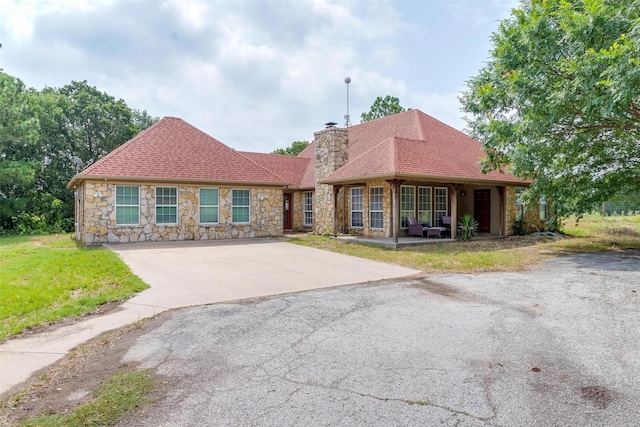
[119,251,640,426]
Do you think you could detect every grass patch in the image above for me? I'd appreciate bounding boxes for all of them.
[290,214,640,273]
[0,234,148,341]
[19,370,157,427]
[290,235,536,273]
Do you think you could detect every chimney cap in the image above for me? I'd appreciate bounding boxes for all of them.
[324,122,338,128]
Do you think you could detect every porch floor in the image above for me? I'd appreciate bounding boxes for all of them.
[333,233,500,249]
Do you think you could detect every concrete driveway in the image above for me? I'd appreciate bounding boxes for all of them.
[109,238,419,309]
[118,250,640,426]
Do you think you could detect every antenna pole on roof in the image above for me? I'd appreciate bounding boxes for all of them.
[344,76,352,127]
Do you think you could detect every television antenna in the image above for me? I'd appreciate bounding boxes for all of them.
[72,156,85,173]
[344,76,351,127]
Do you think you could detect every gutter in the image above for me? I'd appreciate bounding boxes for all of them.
[67,174,292,190]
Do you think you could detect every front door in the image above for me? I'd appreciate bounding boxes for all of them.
[474,189,491,233]
[283,193,292,230]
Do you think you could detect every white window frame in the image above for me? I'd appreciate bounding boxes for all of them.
[400,185,415,229]
[369,186,384,229]
[418,186,432,227]
[516,187,526,220]
[155,187,178,225]
[539,195,549,221]
[303,191,313,226]
[199,188,219,224]
[115,185,139,225]
[350,187,364,228]
[434,187,448,226]
[232,189,250,224]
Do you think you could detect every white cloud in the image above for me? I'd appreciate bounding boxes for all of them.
[0,0,512,152]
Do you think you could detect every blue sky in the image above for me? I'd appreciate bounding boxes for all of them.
[0,0,518,152]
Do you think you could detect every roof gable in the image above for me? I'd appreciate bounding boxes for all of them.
[73,117,286,185]
[324,110,526,184]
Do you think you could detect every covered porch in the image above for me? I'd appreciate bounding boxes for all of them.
[325,179,512,244]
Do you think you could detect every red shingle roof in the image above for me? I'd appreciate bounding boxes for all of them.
[239,151,312,189]
[68,110,525,190]
[69,117,286,187]
[323,110,526,185]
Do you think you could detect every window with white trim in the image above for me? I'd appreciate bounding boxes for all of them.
[115,185,139,225]
[400,185,415,228]
[515,187,526,220]
[304,191,313,226]
[418,186,432,226]
[199,188,219,224]
[369,187,384,229]
[232,189,250,223]
[434,187,448,226]
[156,187,177,224]
[539,195,549,220]
[350,187,364,228]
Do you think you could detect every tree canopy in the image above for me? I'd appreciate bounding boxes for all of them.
[360,96,410,123]
[271,140,309,156]
[0,72,158,232]
[461,0,640,216]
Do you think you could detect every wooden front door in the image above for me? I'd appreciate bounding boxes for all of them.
[283,193,292,230]
[474,189,491,233]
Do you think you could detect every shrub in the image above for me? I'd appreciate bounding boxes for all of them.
[513,217,527,236]
[457,214,478,241]
[12,212,48,234]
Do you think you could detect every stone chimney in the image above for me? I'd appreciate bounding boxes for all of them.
[314,124,349,235]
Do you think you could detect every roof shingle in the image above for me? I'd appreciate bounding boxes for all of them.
[323,110,526,185]
[71,117,286,186]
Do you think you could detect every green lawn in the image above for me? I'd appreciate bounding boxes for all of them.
[0,234,148,341]
[290,214,640,273]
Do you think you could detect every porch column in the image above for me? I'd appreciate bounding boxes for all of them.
[386,179,403,244]
[497,186,505,236]
[448,184,460,239]
[332,185,343,237]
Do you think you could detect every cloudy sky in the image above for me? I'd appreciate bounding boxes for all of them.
[0,0,518,152]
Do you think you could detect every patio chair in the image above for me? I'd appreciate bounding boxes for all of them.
[407,217,429,237]
[441,216,452,238]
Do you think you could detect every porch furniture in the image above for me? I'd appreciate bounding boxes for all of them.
[427,227,447,238]
[408,217,429,237]
[441,216,452,238]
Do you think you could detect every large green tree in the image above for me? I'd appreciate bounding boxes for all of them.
[271,140,309,156]
[360,96,410,123]
[461,0,640,216]
[58,80,138,166]
[0,71,40,228]
[0,71,159,232]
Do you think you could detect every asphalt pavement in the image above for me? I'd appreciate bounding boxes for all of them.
[0,239,417,395]
[118,250,640,426]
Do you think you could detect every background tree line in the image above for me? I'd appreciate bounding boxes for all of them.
[0,70,158,233]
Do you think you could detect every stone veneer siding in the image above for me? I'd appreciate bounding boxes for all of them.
[79,180,283,244]
[313,127,349,235]
[504,185,546,235]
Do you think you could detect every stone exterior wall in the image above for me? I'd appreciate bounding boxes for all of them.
[505,186,546,235]
[79,180,283,244]
[313,127,349,235]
